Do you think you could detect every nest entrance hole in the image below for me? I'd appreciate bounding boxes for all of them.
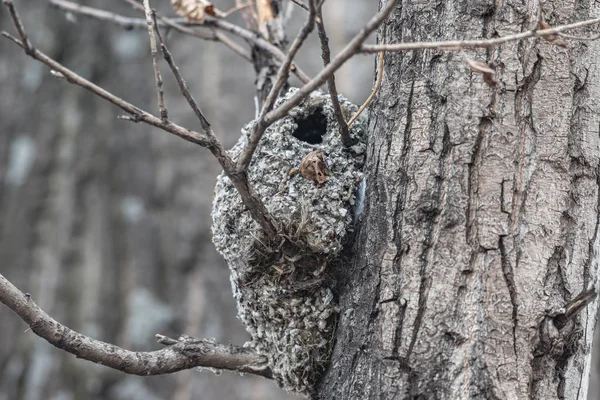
[292,107,327,144]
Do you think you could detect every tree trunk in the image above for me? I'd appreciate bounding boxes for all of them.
[319,1,600,399]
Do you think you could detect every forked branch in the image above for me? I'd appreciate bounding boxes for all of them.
[315,4,352,146]
[1,0,278,238]
[0,273,272,378]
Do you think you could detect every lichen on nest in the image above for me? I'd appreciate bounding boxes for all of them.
[211,88,367,395]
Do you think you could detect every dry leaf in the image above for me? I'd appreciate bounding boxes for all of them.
[300,151,329,185]
[257,0,275,26]
[255,0,284,44]
[466,59,498,87]
[538,21,567,47]
[171,0,218,22]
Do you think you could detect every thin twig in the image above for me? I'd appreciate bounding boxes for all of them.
[152,12,210,133]
[0,273,272,378]
[558,31,600,40]
[202,17,311,84]
[49,0,211,39]
[263,0,398,125]
[51,0,309,83]
[235,0,318,172]
[316,4,352,146]
[221,2,252,18]
[120,0,253,62]
[150,13,278,238]
[2,31,210,146]
[348,41,385,127]
[48,0,251,61]
[143,0,168,123]
[361,16,600,53]
[2,0,33,53]
[235,0,258,31]
[118,0,310,84]
[261,0,317,115]
[290,0,309,11]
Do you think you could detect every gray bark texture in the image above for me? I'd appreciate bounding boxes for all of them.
[317,1,600,399]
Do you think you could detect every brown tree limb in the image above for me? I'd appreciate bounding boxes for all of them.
[0,273,272,378]
[235,0,318,172]
[553,288,597,330]
[315,4,352,146]
[263,0,398,125]
[150,12,278,237]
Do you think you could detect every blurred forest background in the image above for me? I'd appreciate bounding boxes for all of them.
[0,1,599,399]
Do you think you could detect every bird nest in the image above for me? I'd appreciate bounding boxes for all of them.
[211,88,367,395]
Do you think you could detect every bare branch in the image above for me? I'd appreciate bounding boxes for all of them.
[118,0,311,84]
[152,12,210,133]
[262,0,317,114]
[120,0,254,62]
[123,0,253,61]
[49,0,211,39]
[348,41,385,127]
[143,0,168,123]
[290,0,309,12]
[1,31,210,146]
[150,13,278,239]
[558,31,600,41]
[554,287,597,329]
[235,0,258,31]
[361,16,600,53]
[263,0,398,125]
[202,17,311,84]
[48,0,252,62]
[315,4,352,146]
[3,0,33,53]
[235,0,318,172]
[0,273,272,378]
[221,1,252,18]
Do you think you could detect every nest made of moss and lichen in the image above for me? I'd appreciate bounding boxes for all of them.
[211,88,367,395]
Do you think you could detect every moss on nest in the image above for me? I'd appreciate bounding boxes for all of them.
[211,88,367,396]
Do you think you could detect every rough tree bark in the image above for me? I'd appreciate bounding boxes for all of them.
[319,1,600,399]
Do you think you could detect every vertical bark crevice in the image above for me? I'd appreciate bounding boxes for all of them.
[499,235,520,361]
[511,54,541,232]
